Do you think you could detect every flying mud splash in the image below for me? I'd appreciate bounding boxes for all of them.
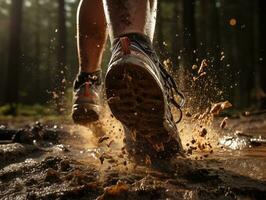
[1,59,266,199]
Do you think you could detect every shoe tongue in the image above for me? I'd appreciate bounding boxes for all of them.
[74,70,102,90]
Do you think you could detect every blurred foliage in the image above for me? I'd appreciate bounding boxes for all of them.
[0,0,265,117]
[0,104,52,116]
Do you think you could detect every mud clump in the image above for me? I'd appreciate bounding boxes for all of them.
[210,101,232,116]
[199,128,208,137]
[1,156,102,200]
[44,168,62,183]
[60,159,71,171]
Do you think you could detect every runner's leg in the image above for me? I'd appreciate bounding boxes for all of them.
[77,0,108,73]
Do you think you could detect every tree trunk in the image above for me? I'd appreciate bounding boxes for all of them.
[182,0,196,71]
[6,0,24,115]
[199,0,221,73]
[196,0,222,104]
[56,0,67,113]
[154,0,164,57]
[258,0,266,109]
[171,0,183,69]
[34,0,41,103]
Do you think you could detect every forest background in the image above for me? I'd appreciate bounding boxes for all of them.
[0,0,265,117]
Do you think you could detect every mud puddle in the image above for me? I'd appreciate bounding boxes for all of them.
[1,111,266,200]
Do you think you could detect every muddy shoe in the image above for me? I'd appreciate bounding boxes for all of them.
[72,70,103,125]
[105,33,185,160]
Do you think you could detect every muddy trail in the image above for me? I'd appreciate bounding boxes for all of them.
[1,109,266,200]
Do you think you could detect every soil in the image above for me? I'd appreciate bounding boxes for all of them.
[0,111,266,200]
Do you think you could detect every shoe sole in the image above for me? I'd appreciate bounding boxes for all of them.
[105,56,182,157]
[72,104,99,125]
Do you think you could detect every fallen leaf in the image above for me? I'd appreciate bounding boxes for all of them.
[97,181,129,200]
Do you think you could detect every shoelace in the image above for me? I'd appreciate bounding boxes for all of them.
[132,39,185,123]
[74,71,101,90]
[158,62,185,123]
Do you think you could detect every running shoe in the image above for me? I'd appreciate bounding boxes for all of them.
[105,33,185,161]
[72,70,103,125]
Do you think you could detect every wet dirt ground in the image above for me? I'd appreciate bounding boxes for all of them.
[0,110,266,200]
